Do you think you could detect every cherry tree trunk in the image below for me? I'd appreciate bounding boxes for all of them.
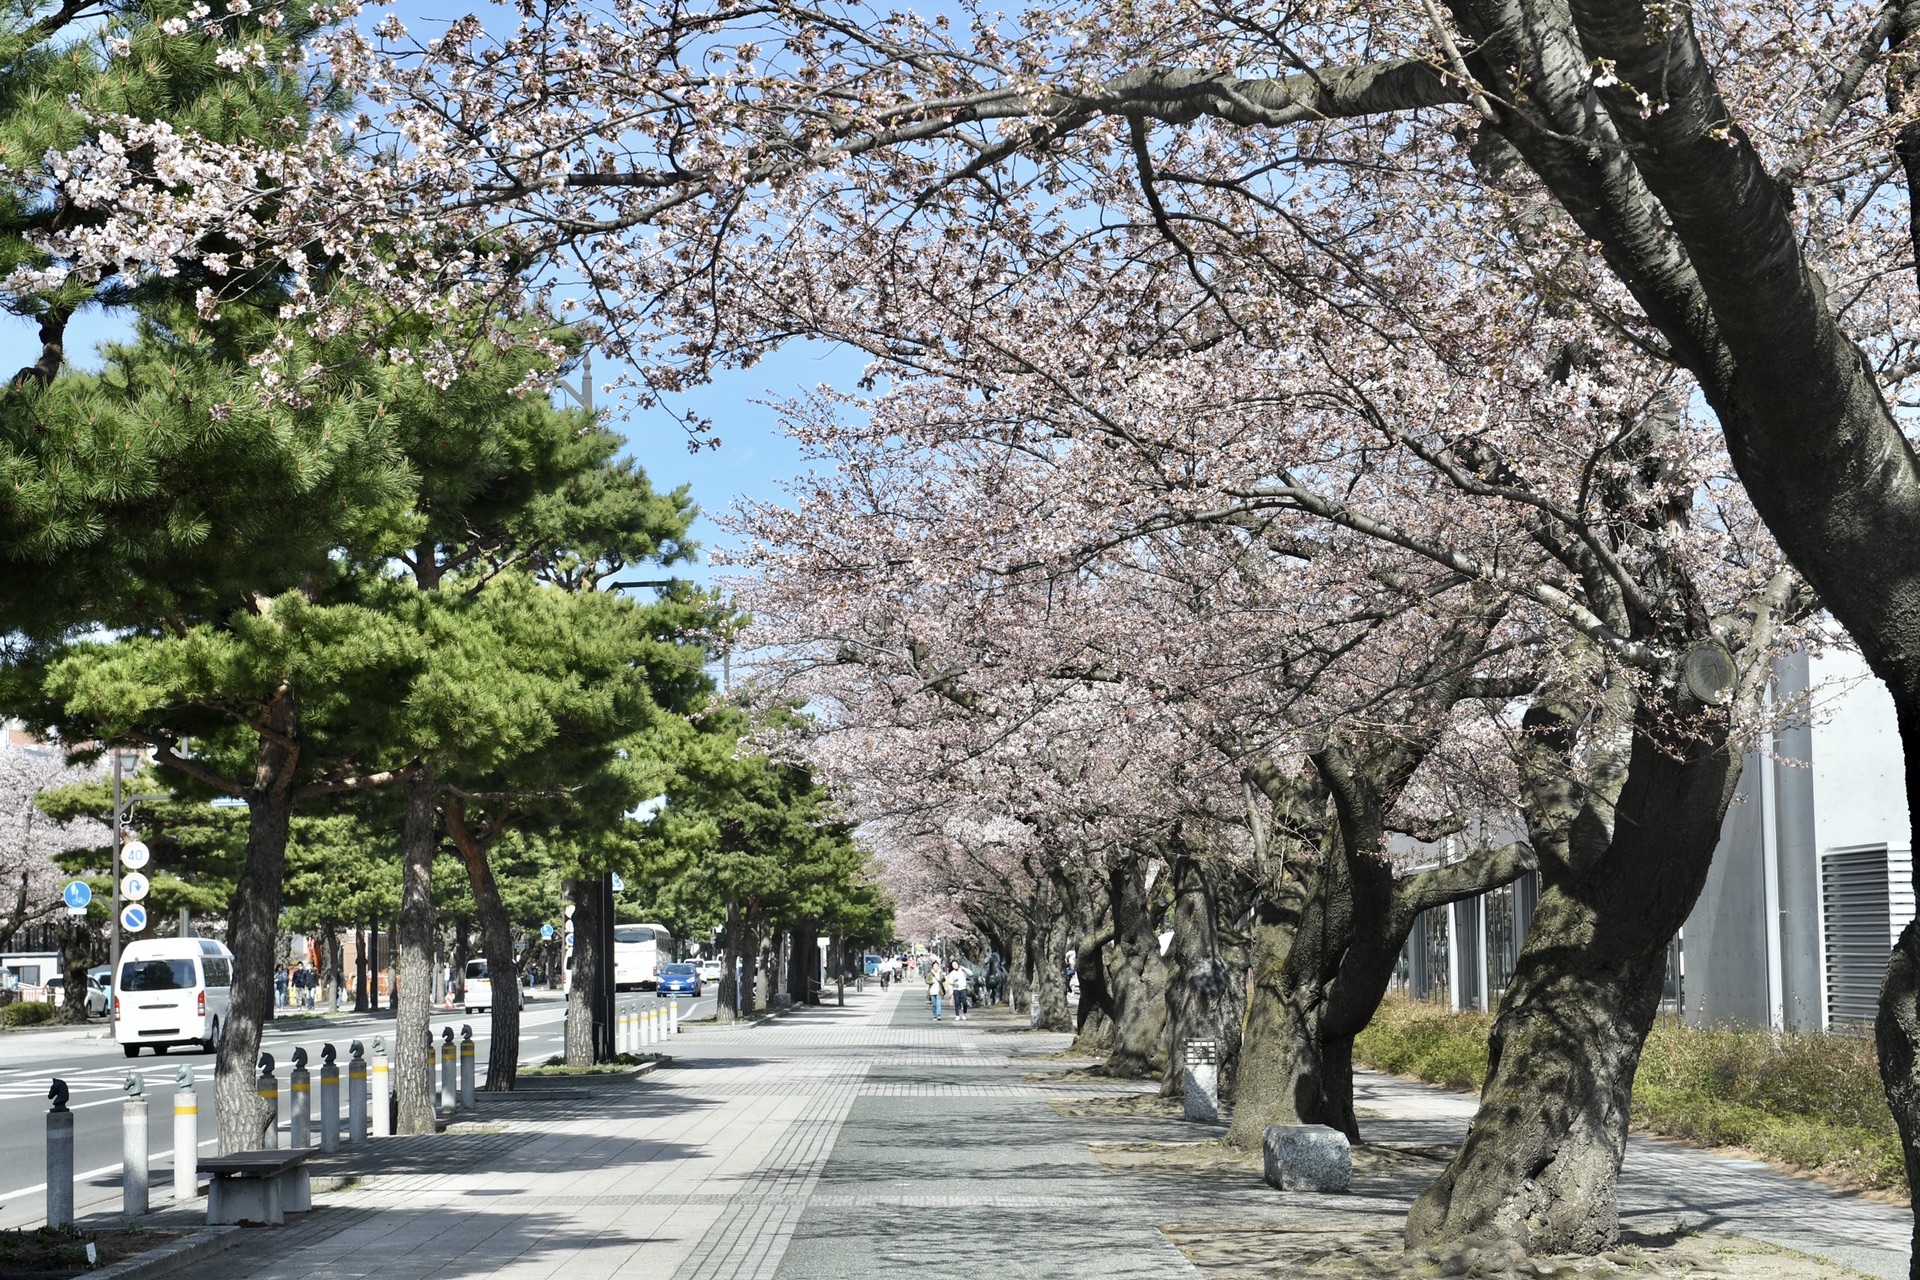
[1161,853,1241,1099]
[214,693,299,1154]
[564,875,600,1066]
[1028,876,1072,1031]
[393,772,439,1135]
[1103,853,1168,1078]
[1875,696,1920,1278]
[1406,729,1740,1254]
[1224,875,1328,1150]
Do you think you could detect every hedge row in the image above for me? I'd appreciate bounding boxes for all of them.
[1352,995,1905,1192]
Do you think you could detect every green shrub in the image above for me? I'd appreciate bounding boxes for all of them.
[1353,995,1905,1191]
[0,1002,56,1027]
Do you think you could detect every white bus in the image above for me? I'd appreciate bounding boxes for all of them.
[614,923,673,990]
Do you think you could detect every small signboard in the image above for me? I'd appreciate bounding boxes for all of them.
[610,872,625,892]
[119,840,150,871]
[121,872,150,902]
[61,881,91,910]
[120,903,148,933]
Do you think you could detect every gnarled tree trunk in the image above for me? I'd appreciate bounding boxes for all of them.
[1407,696,1744,1254]
[1029,873,1073,1031]
[1161,847,1241,1099]
[1103,850,1168,1078]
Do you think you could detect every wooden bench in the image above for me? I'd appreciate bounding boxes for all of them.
[199,1148,316,1225]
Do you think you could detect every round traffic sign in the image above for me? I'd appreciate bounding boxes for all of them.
[564,932,575,947]
[119,840,150,870]
[120,903,148,933]
[121,872,150,902]
[540,924,554,940]
[62,881,91,909]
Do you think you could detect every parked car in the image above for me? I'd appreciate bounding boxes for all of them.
[45,974,110,1018]
[655,962,702,998]
[697,959,723,983]
[114,937,233,1057]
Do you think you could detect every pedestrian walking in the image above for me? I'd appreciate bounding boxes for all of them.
[948,960,970,1021]
[274,968,288,1009]
[928,965,947,1020]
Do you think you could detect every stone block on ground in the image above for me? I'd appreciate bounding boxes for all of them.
[1183,1062,1219,1122]
[1262,1123,1351,1192]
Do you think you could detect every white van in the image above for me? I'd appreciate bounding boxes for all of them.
[462,958,521,1012]
[114,938,233,1057]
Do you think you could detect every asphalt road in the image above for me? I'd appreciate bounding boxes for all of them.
[0,987,715,1228]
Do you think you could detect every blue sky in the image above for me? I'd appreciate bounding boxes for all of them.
[0,311,865,590]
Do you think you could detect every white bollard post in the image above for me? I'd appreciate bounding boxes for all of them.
[459,1026,476,1108]
[290,1049,311,1148]
[646,1008,658,1046]
[347,1042,367,1145]
[318,1048,340,1154]
[256,1055,279,1149]
[617,1009,629,1055]
[671,998,680,1037]
[46,1080,73,1228]
[122,1075,149,1216]
[173,1066,198,1202]
[370,1039,390,1138]
[440,1028,458,1112]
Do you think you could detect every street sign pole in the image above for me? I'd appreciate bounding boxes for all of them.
[110,752,122,981]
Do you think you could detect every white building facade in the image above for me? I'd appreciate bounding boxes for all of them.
[1397,645,1913,1031]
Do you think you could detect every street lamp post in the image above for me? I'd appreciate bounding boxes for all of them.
[108,751,167,980]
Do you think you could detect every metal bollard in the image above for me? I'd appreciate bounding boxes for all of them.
[318,1046,340,1154]
[256,1053,279,1149]
[370,1038,391,1138]
[46,1079,72,1227]
[646,1008,658,1046]
[122,1074,149,1215]
[174,1066,198,1202]
[440,1027,457,1111]
[347,1041,367,1144]
[617,1008,629,1055]
[459,1026,476,1108]
[289,1047,311,1148]
[671,998,679,1036]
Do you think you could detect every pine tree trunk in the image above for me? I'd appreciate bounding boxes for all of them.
[321,923,343,1009]
[354,920,368,1012]
[393,771,439,1135]
[716,900,743,1023]
[1406,711,1741,1254]
[214,691,299,1154]
[564,874,600,1066]
[447,801,520,1090]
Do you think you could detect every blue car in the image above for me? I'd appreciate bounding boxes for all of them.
[655,962,702,997]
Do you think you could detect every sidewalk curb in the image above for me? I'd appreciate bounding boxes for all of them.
[88,1226,246,1280]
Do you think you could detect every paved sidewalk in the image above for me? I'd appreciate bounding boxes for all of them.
[136,986,1912,1280]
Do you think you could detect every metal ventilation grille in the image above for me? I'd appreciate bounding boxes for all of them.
[1821,846,1912,1027]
